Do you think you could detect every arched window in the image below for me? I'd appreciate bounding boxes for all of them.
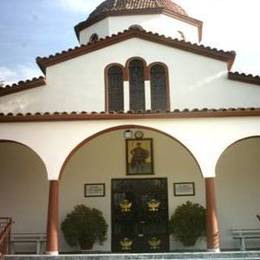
[150,64,168,111]
[128,24,144,31]
[129,59,145,111]
[107,65,124,112]
[89,33,99,43]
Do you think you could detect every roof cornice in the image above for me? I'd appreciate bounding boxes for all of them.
[74,8,203,41]
[37,28,235,74]
[0,77,46,97]
[1,108,260,123]
[228,72,260,86]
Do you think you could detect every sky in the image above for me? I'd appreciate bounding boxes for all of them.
[0,0,260,85]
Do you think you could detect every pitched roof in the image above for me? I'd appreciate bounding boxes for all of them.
[0,77,46,97]
[37,27,236,74]
[228,72,260,86]
[1,108,260,123]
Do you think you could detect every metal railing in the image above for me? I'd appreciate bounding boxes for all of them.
[0,218,12,256]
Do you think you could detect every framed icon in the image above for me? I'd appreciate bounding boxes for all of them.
[126,138,154,175]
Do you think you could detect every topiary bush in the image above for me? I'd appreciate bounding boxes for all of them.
[61,204,108,250]
[169,201,206,246]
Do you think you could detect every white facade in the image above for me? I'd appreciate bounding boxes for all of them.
[79,14,199,45]
[1,38,260,114]
[1,0,260,254]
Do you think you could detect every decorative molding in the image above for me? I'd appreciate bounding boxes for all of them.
[1,108,260,122]
[0,77,46,97]
[74,8,203,41]
[36,28,235,74]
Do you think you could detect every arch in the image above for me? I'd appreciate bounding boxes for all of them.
[0,139,49,236]
[215,135,260,246]
[215,135,260,172]
[128,59,146,111]
[125,57,149,81]
[0,139,48,178]
[104,63,125,112]
[148,62,170,111]
[59,124,203,180]
[89,33,99,43]
[128,24,144,31]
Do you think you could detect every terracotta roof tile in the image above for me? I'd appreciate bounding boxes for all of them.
[1,108,260,122]
[36,27,236,74]
[88,0,188,20]
[74,0,194,37]
[228,72,260,86]
[0,77,46,97]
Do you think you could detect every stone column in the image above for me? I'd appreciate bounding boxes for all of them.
[46,180,59,255]
[205,177,220,252]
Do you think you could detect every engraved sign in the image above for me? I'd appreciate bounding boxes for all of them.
[84,183,105,197]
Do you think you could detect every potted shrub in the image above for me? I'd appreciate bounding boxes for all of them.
[169,201,206,247]
[61,204,108,250]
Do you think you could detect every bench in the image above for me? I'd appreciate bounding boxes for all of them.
[231,229,260,251]
[10,233,46,255]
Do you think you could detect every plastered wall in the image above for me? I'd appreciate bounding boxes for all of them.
[216,137,260,249]
[60,129,205,252]
[0,130,260,252]
[0,142,48,252]
[1,38,260,114]
[79,14,199,44]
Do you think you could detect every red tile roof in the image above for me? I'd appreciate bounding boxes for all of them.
[228,72,260,86]
[0,77,46,97]
[1,108,260,122]
[74,0,198,38]
[37,27,236,74]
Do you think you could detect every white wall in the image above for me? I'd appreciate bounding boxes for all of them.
[79,18,109,44]
[1,38,260,114]
[1,129,259,252]
[60,129,204,252]
[1,117,260,181]
[216,137,260,250]
[79,14,199,45]
[0,142,48,253]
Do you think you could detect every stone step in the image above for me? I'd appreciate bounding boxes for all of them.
[4,251,260,260]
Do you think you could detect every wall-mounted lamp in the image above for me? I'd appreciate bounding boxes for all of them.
[123,130,133,139]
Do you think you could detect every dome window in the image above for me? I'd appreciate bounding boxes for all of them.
[177,30,186,41]
[128,24,144,31]
[89,33,99,43]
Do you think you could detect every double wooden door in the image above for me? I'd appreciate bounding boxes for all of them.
[112,178,169,253]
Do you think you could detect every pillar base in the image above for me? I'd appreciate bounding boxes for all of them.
[46,251,59,256]
[207,248,220,253]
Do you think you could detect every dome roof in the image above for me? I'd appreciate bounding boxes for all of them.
[88,0,188,20]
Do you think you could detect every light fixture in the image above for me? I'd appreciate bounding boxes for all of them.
[123,129,133,139]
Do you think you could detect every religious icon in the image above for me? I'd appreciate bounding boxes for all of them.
[126,139,154,175]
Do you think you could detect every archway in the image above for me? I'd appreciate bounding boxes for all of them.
[0,140,48,253]
[216,136,260,250]
[59,126,204,252]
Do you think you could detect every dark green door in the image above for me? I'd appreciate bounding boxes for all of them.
[112,178,169,253]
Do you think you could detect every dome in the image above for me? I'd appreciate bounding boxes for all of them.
[88,0,188,21]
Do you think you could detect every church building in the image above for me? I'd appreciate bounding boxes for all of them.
[0,0,260,256]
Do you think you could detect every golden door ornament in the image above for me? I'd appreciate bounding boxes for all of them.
[147,199,160,212]
[148,237,161,250]
[120,237,133,251]
[120,199,132,212]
